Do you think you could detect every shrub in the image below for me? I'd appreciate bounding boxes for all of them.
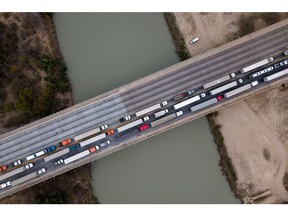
[3,102,15,113]
[35,191,67,204]
[238,14,255,37]
[40,55,71,93]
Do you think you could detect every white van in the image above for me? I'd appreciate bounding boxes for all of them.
[26,154,36,161]
[35,150,45,157]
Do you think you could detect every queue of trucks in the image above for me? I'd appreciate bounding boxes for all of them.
[2,53,288,191]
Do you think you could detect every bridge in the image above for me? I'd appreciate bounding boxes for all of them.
[1,19,288,199]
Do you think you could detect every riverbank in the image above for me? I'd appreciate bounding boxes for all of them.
[166,12,288,203]
[0,12,97,204]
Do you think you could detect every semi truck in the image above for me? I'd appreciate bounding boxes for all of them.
[73,127,101,141]
[203,73,235,89]
[135,104,161,117]
[224,81,258,98]
[117,119,144,133]
[209,81,238,96]
[154,109,168,118]
[173,95,200,110]
[190,98,218,112]
[151,113,177,128]
[44,148,70,162]
[79,133,107,148]
[240,57,273,73]
[64,150,90,165]
[11,172,37,187]
[263,68,288,82]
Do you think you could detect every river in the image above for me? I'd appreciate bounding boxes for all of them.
[53,13,239,204]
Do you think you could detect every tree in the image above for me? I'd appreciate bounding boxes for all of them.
[35,191,67,204]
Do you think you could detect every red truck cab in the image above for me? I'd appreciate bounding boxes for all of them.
[0,165,8,172]
[60,138,72,146]
[139,124,149,132]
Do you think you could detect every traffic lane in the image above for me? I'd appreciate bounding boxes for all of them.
[123,38,288,114]
[119,25,288,101]
[0,95,128,165]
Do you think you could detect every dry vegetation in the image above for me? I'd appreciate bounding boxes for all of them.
[0,13,97,204]
[0,164,98,204]
[0,13,72,131]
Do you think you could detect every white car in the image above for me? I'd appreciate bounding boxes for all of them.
[237,79,243,84]
[0,181,11,189]
[37,168,47,175]
[13,160,22,167]
[176,111,183,117]
[105,140,111,145]
[161,101,168,106]
[55,159,64,165]
[200,93,206,98]
[142,116,149,122]
[120,115,131,122]
[100,124,108,131]
[189,37,199,44]
[249,72,260,78]
[25,163,34,170]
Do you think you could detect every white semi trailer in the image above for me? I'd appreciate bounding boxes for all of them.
[117,119,144,133]
[203,73,235,89]
[64,150,90,164]
[240,57,273,73]
[79,133,107,148]
[173,95,200,110]
[263,68,288,82]
[209,81,238,95]
[73,127,101,141]
[135,104,161,117]
[190,98,218,112]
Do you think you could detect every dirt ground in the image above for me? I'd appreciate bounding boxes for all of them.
[174,13,241,56]
[174,12,288,203]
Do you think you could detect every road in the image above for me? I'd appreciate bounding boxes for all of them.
[1,19,288,199]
